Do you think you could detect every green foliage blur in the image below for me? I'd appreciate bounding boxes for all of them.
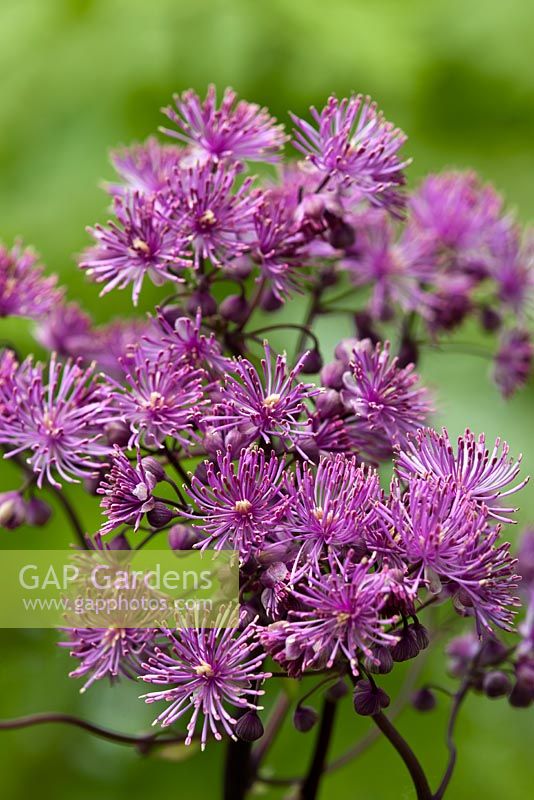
[0,1,533,798]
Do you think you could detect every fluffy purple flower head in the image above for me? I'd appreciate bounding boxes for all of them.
[186,447,287,557]
[251,192,306,301]
[146,308,229,374]
[0,240,63,319]
[98,447,156,534]
[493,329,532,399]
[290,94,409,211]
[80,192,189,305]
[341,210,436,319]
[378,477,520,633]
[408,171,503,268]
[282,454,380,572]
[167,161,260,269]
[206,342,317,449]
[62,627,156,692]
[35,301,93,357]
[262,555,398,675]
[107,137,182,197]
[396,428,527,523]
[161,85,287,164]
[488,226,534,314]
[107,344,205,449]
[0,354,113,488]
[140,622,269,749]
[341,339,432,447]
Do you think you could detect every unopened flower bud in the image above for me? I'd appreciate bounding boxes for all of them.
[410,621,430,651]
[327,679,349,701]
[391,627,420,662]
[364,645,394,675]
[353,680,390,716]
[0,492,26,529]
[104,421,130,447]
[483,671,512,699]
[223,255,253,279]
[478,637,508,667]
[187,290,217,317]
[297,436,320,464]
[319,266,338,288]
[480,306,501,332]
[320,361,345,390]
[220,294,249,324]
[260,287,284,312]
[294,705,318,732]
[411,688,436,712]
[203,429,225,457]
[324,211,355,250]
[168,524,197,551]
[193,460,211,484]
[234,711,264,742]
[299,348,324,374]
[26,497,52,527]
[141,457,165,483]
[146,502,174,529]
[516,659,534,693]
[397,336,419,369]
[354,311,380,345]
[315,389,343,418]
[108,532,130,550]
[508,681,533,708]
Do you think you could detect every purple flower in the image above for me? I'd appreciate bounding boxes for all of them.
[107,344,205,449]
[251,193,306,300]
[80,192,189,305]
[107,137,182,197]
[377,477,519,633]
[62,627,155,692]
[341,210,436,319]
[395,428,527,523]
[408,171,504,271]
[0,354,113,488]
[186,447,287,557]
[262,555,398,675]
[341,340,432,447]
[161,85,287,164]
[0,240,63,319]
[290,94,409,211]
[98,447,156,533]
[140,623,269,749]
[487,224,534,314]
[493,329,532,398]
[282,454,380,571]
[167,160,260,269]
[35,301,93,357]
[145,308,229,374]
[206,342,317,449]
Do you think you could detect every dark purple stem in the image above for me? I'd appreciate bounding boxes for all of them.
[223,737,253,800]
[433,681,470,800]
[299,696,338,800]
[371,712,432,800]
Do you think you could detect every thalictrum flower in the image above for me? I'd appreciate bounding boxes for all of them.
[0,240,63,319]
[98,447,157,533]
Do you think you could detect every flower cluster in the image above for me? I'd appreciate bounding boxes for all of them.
[0,87,532,773]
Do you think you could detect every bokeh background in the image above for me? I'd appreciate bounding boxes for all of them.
[0,0,533,797]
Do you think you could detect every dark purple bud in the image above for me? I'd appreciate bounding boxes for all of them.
[203,428,225,457]
[108,532,130,550]
[410,622,430,651]
[256,542,292,566]
[483,671,512,699]
[315,389,343,418]
[84,471,106,495]
[318,266,338,288]
[234,711,264,742]
[0,493,26,529]
[480,306,501,332]
[146,502,174,529]
[354,311,380,345]
[327,679,349,702]
[227,426,254,452]
[220,294,249,324]
[141,456,165,483]
[334,338,359,365]
[238,603,257,629]
[168,524,198,551]
[320,360,345,390]
[353,680,390,716]
[508,681,533,708]
[25,497,52,527]
[261,562,288,588]
[187,290,217,317]
[294,705,318,732]
[478,637,508,667]
[411,688,437,712]
[193,460,211,484]
[515,659,534,693]
[223,255,253,279]
[297,436,320,464]
[299,348,324,374]
[324,211,355,250]
[391,627,420,662]
[364,645,394,675]
[260,287,284,312]
[104,421,131,448]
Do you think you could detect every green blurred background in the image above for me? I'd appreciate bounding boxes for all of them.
[0,0,533,797]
